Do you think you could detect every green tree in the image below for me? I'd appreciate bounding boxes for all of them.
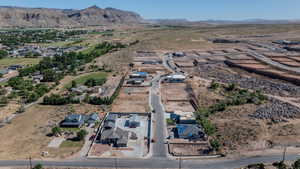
[209,80,220,90]
[0,50,8,59]
[210,139,221,152]
[51,126,62,137]
[198,118,216,136]
[71,80,77,88]
[0,96,8,107]
[77,129,88,141]
[226,83,236,91]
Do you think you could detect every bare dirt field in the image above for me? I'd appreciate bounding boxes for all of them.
[111,87,149,113]
[0,104,102,160]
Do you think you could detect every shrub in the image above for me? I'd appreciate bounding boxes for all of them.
[52,126,62,137]
[272,161,287,169]
[0,96,8,107]
[226,83,236,91]
[198,118,216,136]
[210,139,221,152]
[71,80,77,88]
[0,50,8,59]
[166,118,176,125]
[33,164,43,169]
[247,163,265,169]
[209,80,220,90]
[77,129,88,141]
[292,159,300,169]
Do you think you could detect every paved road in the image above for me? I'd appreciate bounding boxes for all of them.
[150,76,168,158]
[0,154,299,169]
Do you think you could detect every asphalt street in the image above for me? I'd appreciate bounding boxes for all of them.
[150,77,168,158]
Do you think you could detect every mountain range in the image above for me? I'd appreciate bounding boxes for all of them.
[0,5,143,28]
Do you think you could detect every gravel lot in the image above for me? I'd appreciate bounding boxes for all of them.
[249,98,300,120]
[197,63,300,97]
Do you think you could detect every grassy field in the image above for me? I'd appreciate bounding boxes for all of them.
[64,72,107,89]
[60,140,83,148]
[0,58,41,68]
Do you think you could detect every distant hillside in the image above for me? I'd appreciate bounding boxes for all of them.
[147,18,300,26]
[0,5,143,28]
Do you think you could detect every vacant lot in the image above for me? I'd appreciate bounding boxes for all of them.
[0,103,101,160]
[112,87,149,113]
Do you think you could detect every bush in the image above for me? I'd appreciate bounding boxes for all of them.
[209,81,220,90]
[88,96,113,105]
[77,129,88,141]
[0,50,8,59]
[0,96,8,107]
[33,164,43,169]
[226,83,236,91]
[52,126,62,137]
[210,139,221,152]
[247,163,265,169]
[166,118,176,125]
[293,159,300,169]
[198,118,216,136]
[71,80,77,88]
[272,161,287,169]
[43,94,79,105]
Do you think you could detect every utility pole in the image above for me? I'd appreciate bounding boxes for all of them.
[282,146,287,162]
[114,158,118,169]
[179,153,182,169]
[29,156,32,169]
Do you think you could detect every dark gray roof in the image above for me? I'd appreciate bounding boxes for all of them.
[101,127,129,142]
[104,121,115,129]
[176,124,205,140]
[106,114,117,122]
[60,114,85,127]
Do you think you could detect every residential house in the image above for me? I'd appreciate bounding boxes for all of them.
[100,127,129,147]
[33,75,44,83]
[86,113,100,125]
[172,52,185,57]
[174,124,206,141]
[126,78,144,85]
[129,72,148,79]
[165,74,186,83]
[60,114,85,128]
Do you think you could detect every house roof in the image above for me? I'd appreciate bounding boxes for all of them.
[89,113,99,121]
[167,74,186,80]
[104,121,115,129]
[106,114,117,122]
[60,114,85,127]
[101,127,129,143]
[65,114,84,123]
[176,124,204,139]
[131,72,148,76]
[0,69,8,75]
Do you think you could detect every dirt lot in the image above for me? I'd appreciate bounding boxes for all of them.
[112,87,149,113]
[0,104,102,160]
[194,77,300,154]
[161,83,195,113]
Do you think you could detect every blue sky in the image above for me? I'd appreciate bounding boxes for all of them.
[0,0,300,21]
